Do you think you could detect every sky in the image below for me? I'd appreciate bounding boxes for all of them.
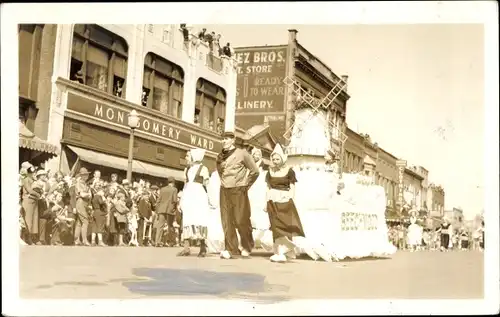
[201,24,485,219]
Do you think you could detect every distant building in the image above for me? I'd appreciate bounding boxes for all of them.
[444,207,464,230]
[428,184,445,218]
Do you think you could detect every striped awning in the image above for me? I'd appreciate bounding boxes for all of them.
[19,122,58,156]
[66,145,185,181]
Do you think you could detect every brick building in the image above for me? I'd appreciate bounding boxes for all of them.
[18,24,238,184]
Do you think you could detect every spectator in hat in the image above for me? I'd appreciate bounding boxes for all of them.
[216,131,259,259]
[112,191,130,246]
[74,167,93,246]
[154,176,178,247]
[20,161,41,244]
[137,184,155,246]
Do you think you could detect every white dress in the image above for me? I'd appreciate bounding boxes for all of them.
[408,223,423,246]
[180,163,210,240]
[205,171,225,253]
[248,167,270,230]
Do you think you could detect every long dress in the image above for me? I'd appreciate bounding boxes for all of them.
[265,168,306,243]
[249,166,270,230]
[440,223,451,249]
[180,163,210,240]
[408,223,423,247]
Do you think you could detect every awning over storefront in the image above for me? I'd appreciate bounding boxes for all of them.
[67,145,185,181]
[19,122,59,164]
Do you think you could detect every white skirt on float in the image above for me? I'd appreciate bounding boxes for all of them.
[205,207,225,254]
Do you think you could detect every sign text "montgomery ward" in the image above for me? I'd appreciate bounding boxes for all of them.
[93,104,216,151]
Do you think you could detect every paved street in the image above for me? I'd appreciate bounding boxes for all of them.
[20,246,483,301]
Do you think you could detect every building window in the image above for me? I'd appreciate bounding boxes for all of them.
[18,24,44,100]
[142,52,184,119]
[195,78,226,133]
[70,24,128,98]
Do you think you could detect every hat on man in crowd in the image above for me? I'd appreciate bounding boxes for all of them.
[21,161,33,170]
[77,167,91,176]
[35,169,47,178]
[222,131,235,139]
[167,176,176,184]
[150,185,159,190]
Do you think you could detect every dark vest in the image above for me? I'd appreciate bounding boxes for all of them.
[186,164,205,184]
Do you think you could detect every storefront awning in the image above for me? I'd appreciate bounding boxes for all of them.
[67,145,185,181]
[19,122,59,163]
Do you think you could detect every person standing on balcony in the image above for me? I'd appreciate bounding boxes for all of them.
[197,28,207,42]
[217,132,260,259]
[214,34,222,56]
[180,24,190,42]
[222,43,233,58]
[205,31,215,52]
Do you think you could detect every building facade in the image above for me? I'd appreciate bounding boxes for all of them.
[403,166,425,210]
[233,29,349,156]
[344,128,400,218]
[19,24,238,183]
[427,183,446,218]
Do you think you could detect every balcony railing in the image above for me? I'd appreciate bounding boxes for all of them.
[206,53,223,73]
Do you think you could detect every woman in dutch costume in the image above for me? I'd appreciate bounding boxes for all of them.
[177,148,211,257]
[438,219,452,251]
[265,144,308,263]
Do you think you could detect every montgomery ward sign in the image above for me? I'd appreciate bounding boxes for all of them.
[66,92,222,152]
[235,46,288,115]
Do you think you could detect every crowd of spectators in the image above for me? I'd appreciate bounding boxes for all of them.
[19,161,182,247]
[388,223,484,252]
[180,24,234,58]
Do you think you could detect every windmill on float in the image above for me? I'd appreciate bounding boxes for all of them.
[281,75,348,176]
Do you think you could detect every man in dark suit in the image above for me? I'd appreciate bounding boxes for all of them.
[154,177,178,247]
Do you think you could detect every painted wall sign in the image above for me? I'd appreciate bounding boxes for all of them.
[66,92,222,152]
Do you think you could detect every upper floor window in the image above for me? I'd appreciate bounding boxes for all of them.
[195,78,226,134]
[18,24,44,100]
[70,24,128,98]
[142,52,184,119]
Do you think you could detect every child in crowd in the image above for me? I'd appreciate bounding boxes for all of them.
[128,203,139,246]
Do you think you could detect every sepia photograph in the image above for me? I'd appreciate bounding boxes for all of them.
[1,2,499,316]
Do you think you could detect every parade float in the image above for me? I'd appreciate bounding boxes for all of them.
[277,77,396,260]
[205,76,396,261]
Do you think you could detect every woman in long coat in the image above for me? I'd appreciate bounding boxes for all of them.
[177,148,210,257]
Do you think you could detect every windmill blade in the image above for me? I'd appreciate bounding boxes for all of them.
[320,79,347,109]
[283,76,318,109]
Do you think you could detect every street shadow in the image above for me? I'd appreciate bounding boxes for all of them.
[124,268,290,304]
